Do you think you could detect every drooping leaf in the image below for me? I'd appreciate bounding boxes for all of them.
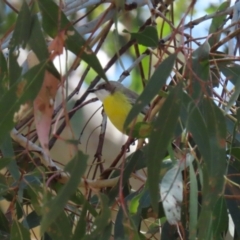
[34,71,59,155]
[46,211,73,240]
[38,0,107,80]
[9,1,32,49]
[125,53,177,128]
[0,61,46,144]
[0,135,20,180]
[225,165,240,237]
[72,202,88,240]
[82,194,111,240]
[123,26,158,47]
[189,162,198,240]
[220,63,240,112]
[147,84,183,213]
[108,149,142,204]
[0,209,10,234]
[23,211,41,230]
[212,197,228,238]
[186,40,210,100]
[197,98,227,239]
[114,191,143,240]
[208,1,230,47]
[10,220,31,240]
[183,92,210,166]
[40,151,88,234]
[8,50,22,87]
[160,163,183,225]
[28,14,49,63]
[201,98,226,190]
[0,50,8,95]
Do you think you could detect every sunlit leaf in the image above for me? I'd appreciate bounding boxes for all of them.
[123,26,158,47]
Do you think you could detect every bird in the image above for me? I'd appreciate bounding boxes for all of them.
[88,81,149,135]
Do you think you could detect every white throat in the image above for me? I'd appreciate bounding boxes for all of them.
[94,89,111,102]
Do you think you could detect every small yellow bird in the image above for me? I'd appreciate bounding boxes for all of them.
[88,81,147,135]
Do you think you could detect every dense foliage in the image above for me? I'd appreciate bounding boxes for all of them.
[0,0,240,239]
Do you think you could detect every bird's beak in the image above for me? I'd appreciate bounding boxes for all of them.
[87,88,96,93]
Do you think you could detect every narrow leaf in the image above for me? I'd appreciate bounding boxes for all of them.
[148,84,183,213]
[46,211,72,240]
[82,194,111,240]
[125,53,177,128]
[9,1,32,49]
[208,1,230,47]
[0,136,20,180]
[186,40,210,100]
[124,26,159,47]
[189,162,198,240]
[0,50,8,95]
[0,61,46,143]
[40,151,88,234]
[10,220,31,240]
[38,0,107,80]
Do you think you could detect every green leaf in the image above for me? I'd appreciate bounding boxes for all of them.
[220,63,240,85]
[187,40,210,100]
[46,211,73,240]
[27,184,43,215]
[183,93,211,165]
[38,0,107,80]
[208,1,230,47]
[0,61,46,144]
[201,98,226,189]
[40,151,88,234]
[108,149,142,204]
[10,220,31,240]
[114,191,141,240]
[0,209,10,233]
[228,147,240,161]
[220,63,240,112]
[189,162,198,240]
[23,211,41,230]
[0,136,20,180]
[82,194,111,240]
[124,26,158,47]
[198,98,227,239]
[147,84,183,213]
[128,122,153,138]
[8,50,22,87]
[212,197,228,238]
[125,53,177,128]
[72,202,88,240]
[9,1,32,49]
[0,51,8,95]
[225,165,240,237]
[28,14,49,62]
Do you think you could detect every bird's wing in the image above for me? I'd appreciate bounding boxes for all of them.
[123,88,149,115]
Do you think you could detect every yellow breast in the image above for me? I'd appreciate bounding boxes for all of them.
[103,91,143,133]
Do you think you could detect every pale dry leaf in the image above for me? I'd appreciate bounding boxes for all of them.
[160,153,194,225]
[34,71,59,156]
